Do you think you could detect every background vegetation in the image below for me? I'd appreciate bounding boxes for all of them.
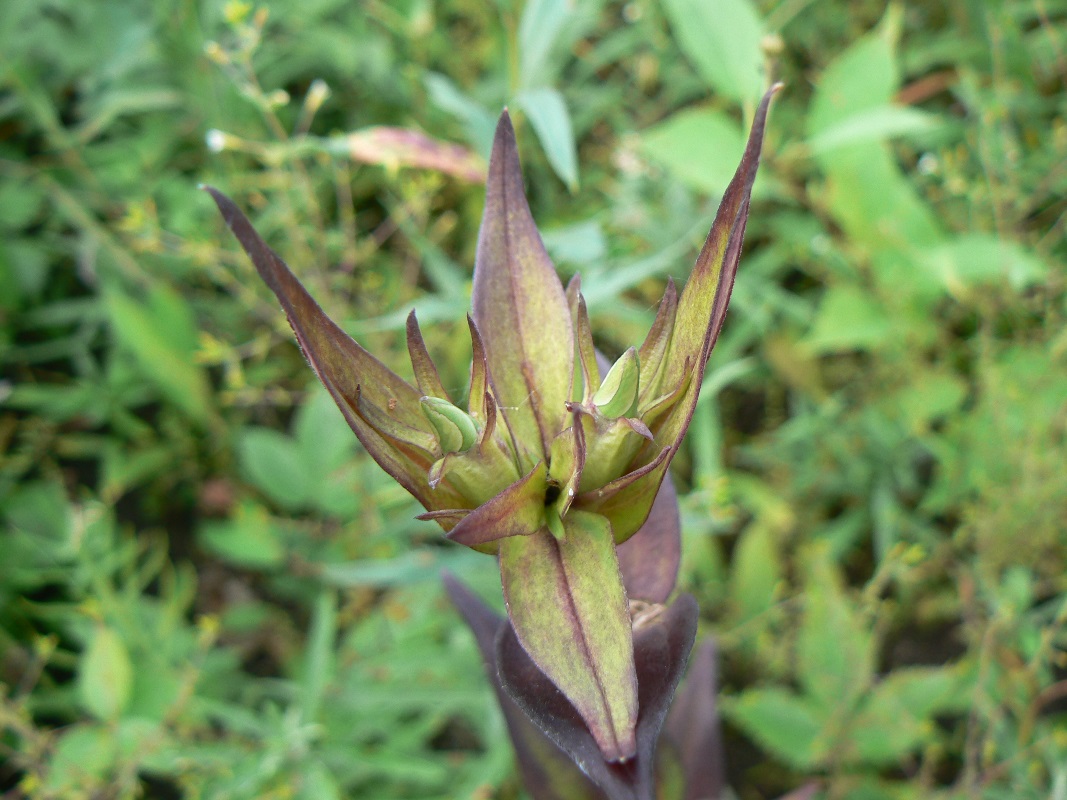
[2,0,1065,798]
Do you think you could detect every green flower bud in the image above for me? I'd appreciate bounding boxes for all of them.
[592,347,640,419]
[420,396,479,453]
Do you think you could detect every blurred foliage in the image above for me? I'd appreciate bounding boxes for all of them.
[2,0,1066,798]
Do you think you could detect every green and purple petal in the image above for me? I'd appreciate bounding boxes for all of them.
[205,187,466,512]
[499,512,638,762]
[472,111,574,465]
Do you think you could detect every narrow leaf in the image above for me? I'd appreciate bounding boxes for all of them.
[471,112,574,465]
[515,88,580,191]
[499,514,637,762]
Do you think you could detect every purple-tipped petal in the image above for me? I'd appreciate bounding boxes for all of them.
[205,187,466,512]
[616,473,681,604]
[587,85,781,541]
[472,111,574,465]
[654,86,781,450]
[445,462,548,547]
[406,311,450,400]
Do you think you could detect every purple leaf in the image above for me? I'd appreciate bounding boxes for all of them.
[472,111,574,465]
[616,473,681,604]
[497,593,699,800]
[663,640,726,800]
[442,574,605,800]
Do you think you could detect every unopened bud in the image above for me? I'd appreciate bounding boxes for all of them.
[421,396,479,453]
[592,347,639,418]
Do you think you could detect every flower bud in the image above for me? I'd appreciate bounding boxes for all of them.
[592,347,640,419]
[420,396,479,453]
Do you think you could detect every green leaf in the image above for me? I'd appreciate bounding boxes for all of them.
[806,10,901,137]
[300,590,337,725]
[803,284,892,354]
[105,284,214,427]
[729,520,782,623]
[238,427,313,510]
[79,625,133,721]
[499,513,638,761]
[424,72,497,156]
[925,234,1050,293]
[518,0,573,88]
[515,88,579,190]
[806,106,941,154]
[294,383,357,474]
[847,667,965,765]
[43,724,117,793]
[723,688,829,769]
[797,548,875,710]
[198,501,287,569]
[661,0,765,104]
[471,112,574,465]
[640,108,745,196]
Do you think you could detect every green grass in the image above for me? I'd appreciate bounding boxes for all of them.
[2,0,1066,798]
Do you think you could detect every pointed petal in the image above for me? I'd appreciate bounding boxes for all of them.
[497,592,699,798]
[415,508,469,527]
[406,311,450,400]
[205,187,462,511]
[499,514,637,762]
[466,315,488,417]
[586,86,780,543]
[472,111,574,463]
[663,639,726,800]
[577,445,672,543]
[653,86,780,454]
[636,277,678,401]
[616,472,681,603]
[575,293,600,404]
[441,575,605,800]
[445,461,547,547]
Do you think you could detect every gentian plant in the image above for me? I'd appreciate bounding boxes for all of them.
[207,84,779,797]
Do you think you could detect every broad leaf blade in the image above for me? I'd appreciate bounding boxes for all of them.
[472,111,574,465]
[499,514,637,762]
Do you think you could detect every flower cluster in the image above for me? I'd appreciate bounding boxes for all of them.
[208,84,778,791]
